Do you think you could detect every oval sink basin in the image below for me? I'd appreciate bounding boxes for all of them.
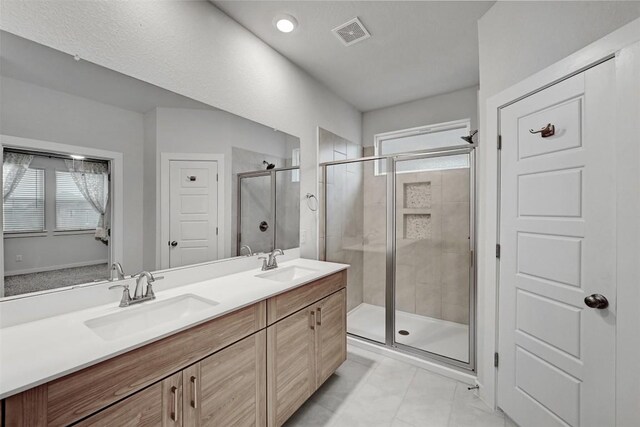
[256,266,318,282]
[85,294,219,341]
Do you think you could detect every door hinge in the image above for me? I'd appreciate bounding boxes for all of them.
[216,227,219,236]
[216,174,219,182]
[496,244,501,259]
[470,250,474,267]
[494,352,499,368]
[497,135,502,150]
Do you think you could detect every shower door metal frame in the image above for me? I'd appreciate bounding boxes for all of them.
[236,166,299,256]
[320,145,477,372]
[388,147,476,371]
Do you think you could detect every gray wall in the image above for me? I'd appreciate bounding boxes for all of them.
[362,86,478,147]
[0,0,363,259]
[145,107,297,266]
[0,76,145,274]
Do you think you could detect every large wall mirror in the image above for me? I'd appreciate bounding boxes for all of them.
[0,31,301,299]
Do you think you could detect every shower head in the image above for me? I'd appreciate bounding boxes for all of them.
[263,160,275,170]
[461,129,478,144]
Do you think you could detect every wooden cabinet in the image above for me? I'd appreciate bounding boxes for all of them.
[74,372,182,427]
[183,330,266,426]
[267,288,346,427]
[266,306,317,427]
[314,289,347,388]
[2,271,346,427]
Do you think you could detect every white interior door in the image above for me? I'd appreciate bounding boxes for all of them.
[169,160,218,268]
[498,60,616,427]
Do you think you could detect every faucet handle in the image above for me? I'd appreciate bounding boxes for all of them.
[145,283,156,299]
[108,284,131,307]
[258,256,269,271]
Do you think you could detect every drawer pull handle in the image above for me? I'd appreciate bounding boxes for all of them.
[317,307,322,326]
[191,375,198,408]
[170,385,178,421]
[529,123,555,138]
[309,310,315,330]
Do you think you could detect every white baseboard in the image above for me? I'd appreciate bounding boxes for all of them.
[4,260,109,277]
[347,336,477,385]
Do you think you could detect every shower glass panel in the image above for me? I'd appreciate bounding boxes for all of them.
[239,173,273,254]
[393,152,473,364]
[322,147,475,370]
[274,169,300,251]
[324,158,387,344]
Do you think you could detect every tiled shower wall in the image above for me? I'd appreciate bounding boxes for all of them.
[318,128,364,312]
[360,147,471,325]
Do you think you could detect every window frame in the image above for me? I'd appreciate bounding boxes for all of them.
[373,118,471,176]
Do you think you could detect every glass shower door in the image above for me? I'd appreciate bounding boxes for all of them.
[393,151,474,365]
[238,173,273,255]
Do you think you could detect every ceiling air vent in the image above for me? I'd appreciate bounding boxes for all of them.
[332,17,371,47]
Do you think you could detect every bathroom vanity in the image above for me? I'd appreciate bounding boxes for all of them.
[0,259,347,427]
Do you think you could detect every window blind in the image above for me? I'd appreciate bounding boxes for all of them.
[55,171,100,230]
[3,168,45,232]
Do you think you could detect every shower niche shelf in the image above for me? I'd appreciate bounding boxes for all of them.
[403,181,431,209]
[403,213,432,239]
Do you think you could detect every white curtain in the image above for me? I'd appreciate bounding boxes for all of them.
[3,152,34,201]
[65,159,110,243]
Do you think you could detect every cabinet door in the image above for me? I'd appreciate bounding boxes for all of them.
[75,372,182,427]
[315,289,347,387]
[267,307,316,427]
[183,331,266,426]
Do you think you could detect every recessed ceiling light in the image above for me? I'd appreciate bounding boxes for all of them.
[274,14,297,33]
[70,155,85,160]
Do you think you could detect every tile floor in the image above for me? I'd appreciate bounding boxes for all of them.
[285,345,515,427]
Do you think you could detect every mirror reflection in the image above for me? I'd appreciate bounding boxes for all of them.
[0,32,301,298]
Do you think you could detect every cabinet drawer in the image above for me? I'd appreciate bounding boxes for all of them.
[266,271,346,325]
[74,371,182,427]
[19,301,266,427]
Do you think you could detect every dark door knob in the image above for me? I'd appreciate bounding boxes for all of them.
[170,241,178,247]
[584,294,608,309]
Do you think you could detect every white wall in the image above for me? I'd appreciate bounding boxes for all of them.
[362,86,478,147]
[476,1,640,407]
[0,0,363,259]
[147,107,296,264]
[0,76,145,274]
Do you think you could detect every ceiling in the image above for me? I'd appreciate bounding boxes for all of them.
[0,31,213,114]
[213,1,494,112]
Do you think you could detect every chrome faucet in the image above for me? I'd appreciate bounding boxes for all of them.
[240,245,253,257]
[110,262,126,281]
[109,271,163,307]
[260,249,284,271]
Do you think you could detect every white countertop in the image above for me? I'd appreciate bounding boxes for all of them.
[0,258,348,399]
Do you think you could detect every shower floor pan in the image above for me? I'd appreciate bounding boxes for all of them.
[347,303,469,363]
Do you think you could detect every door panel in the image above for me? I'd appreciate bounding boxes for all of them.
[169,161,218,268]
[498,60,616,427]
[197,331,266,426]
[267,307,315,427]
[315,289,347,387]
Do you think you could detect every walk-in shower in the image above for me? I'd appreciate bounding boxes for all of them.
[321,145,476,370]
[237,167,300,256]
